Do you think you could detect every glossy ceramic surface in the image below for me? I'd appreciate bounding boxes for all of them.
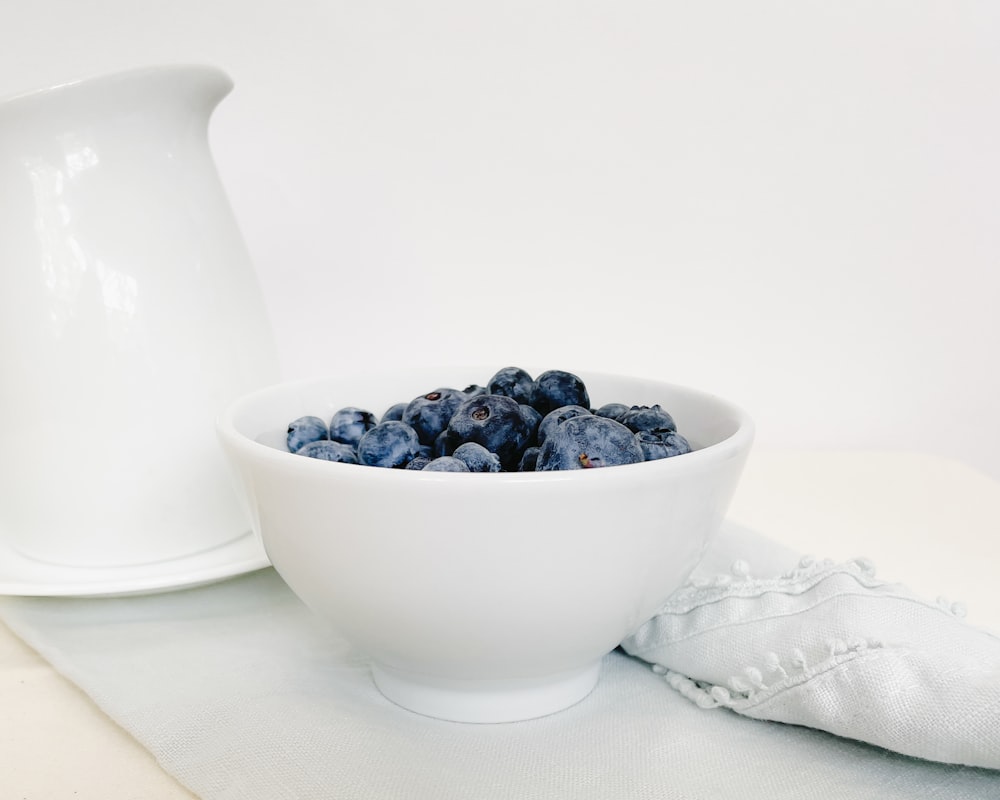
[0,65,278,569]
[217,367,754,722]
[0,529,269,597]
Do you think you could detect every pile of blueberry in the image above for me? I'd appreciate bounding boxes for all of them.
[285,367,692,472]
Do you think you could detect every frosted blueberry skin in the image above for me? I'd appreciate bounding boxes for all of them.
[487,366,535,406]
[286,415,329,452]
[403,387,468,446]
[452,442,502,473]
[531,370,590,416]
[295,440,359,464]
[357,421,423,468]
[328,407,378,449]
[422,456,471,472]
[635,430,692,461]
[431,430,450,458]
[443,394,532,471]
[536,415,644,471]
[594,402,629,421]
[519,404,543,447]
[284,367,693,472]
[380,403,407,423]
[537,405,592,446]
[517,446,540,472]
[618,404,677,434]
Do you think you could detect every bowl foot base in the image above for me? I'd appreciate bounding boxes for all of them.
[370,660,602,723]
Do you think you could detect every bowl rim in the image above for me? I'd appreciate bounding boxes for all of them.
[217,367,755,483]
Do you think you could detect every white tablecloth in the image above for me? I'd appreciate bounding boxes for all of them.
[2,451,998,799]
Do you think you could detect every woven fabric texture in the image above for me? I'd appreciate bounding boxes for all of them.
[1,523,998,799]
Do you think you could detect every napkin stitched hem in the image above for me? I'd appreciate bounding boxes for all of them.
[621,552,1000,770]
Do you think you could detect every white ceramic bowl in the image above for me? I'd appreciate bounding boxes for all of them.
[217,367,753,723]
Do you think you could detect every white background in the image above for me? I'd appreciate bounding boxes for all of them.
[2,1,998,480]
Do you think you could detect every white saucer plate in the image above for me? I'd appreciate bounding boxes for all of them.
[0,530,271,597]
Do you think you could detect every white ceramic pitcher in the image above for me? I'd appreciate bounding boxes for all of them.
[0,65,279,568]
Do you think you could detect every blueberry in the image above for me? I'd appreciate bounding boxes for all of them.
[403,388,468,446]
[537,405,592,445]
[328,407,377,448]
[531,370,590,416]
[618,404,677,434]
[452,442,502,473]
[536,415,644,471]
[288,367,690,474]
[519,404,543,446]
[422,456,471,472]
[381,403,407,422]
[286,415,328,452]
[487,366,535,405]
[357,421,422,468]
[517,446,540,472]
[295,440,358,464]
[594,402,629,421]
[432,429,449,458]
[635,430,692,461]
[443,394,532,471]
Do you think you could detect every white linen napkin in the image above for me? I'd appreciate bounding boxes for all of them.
[1,522,998,800]
[621,524,1000,771]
